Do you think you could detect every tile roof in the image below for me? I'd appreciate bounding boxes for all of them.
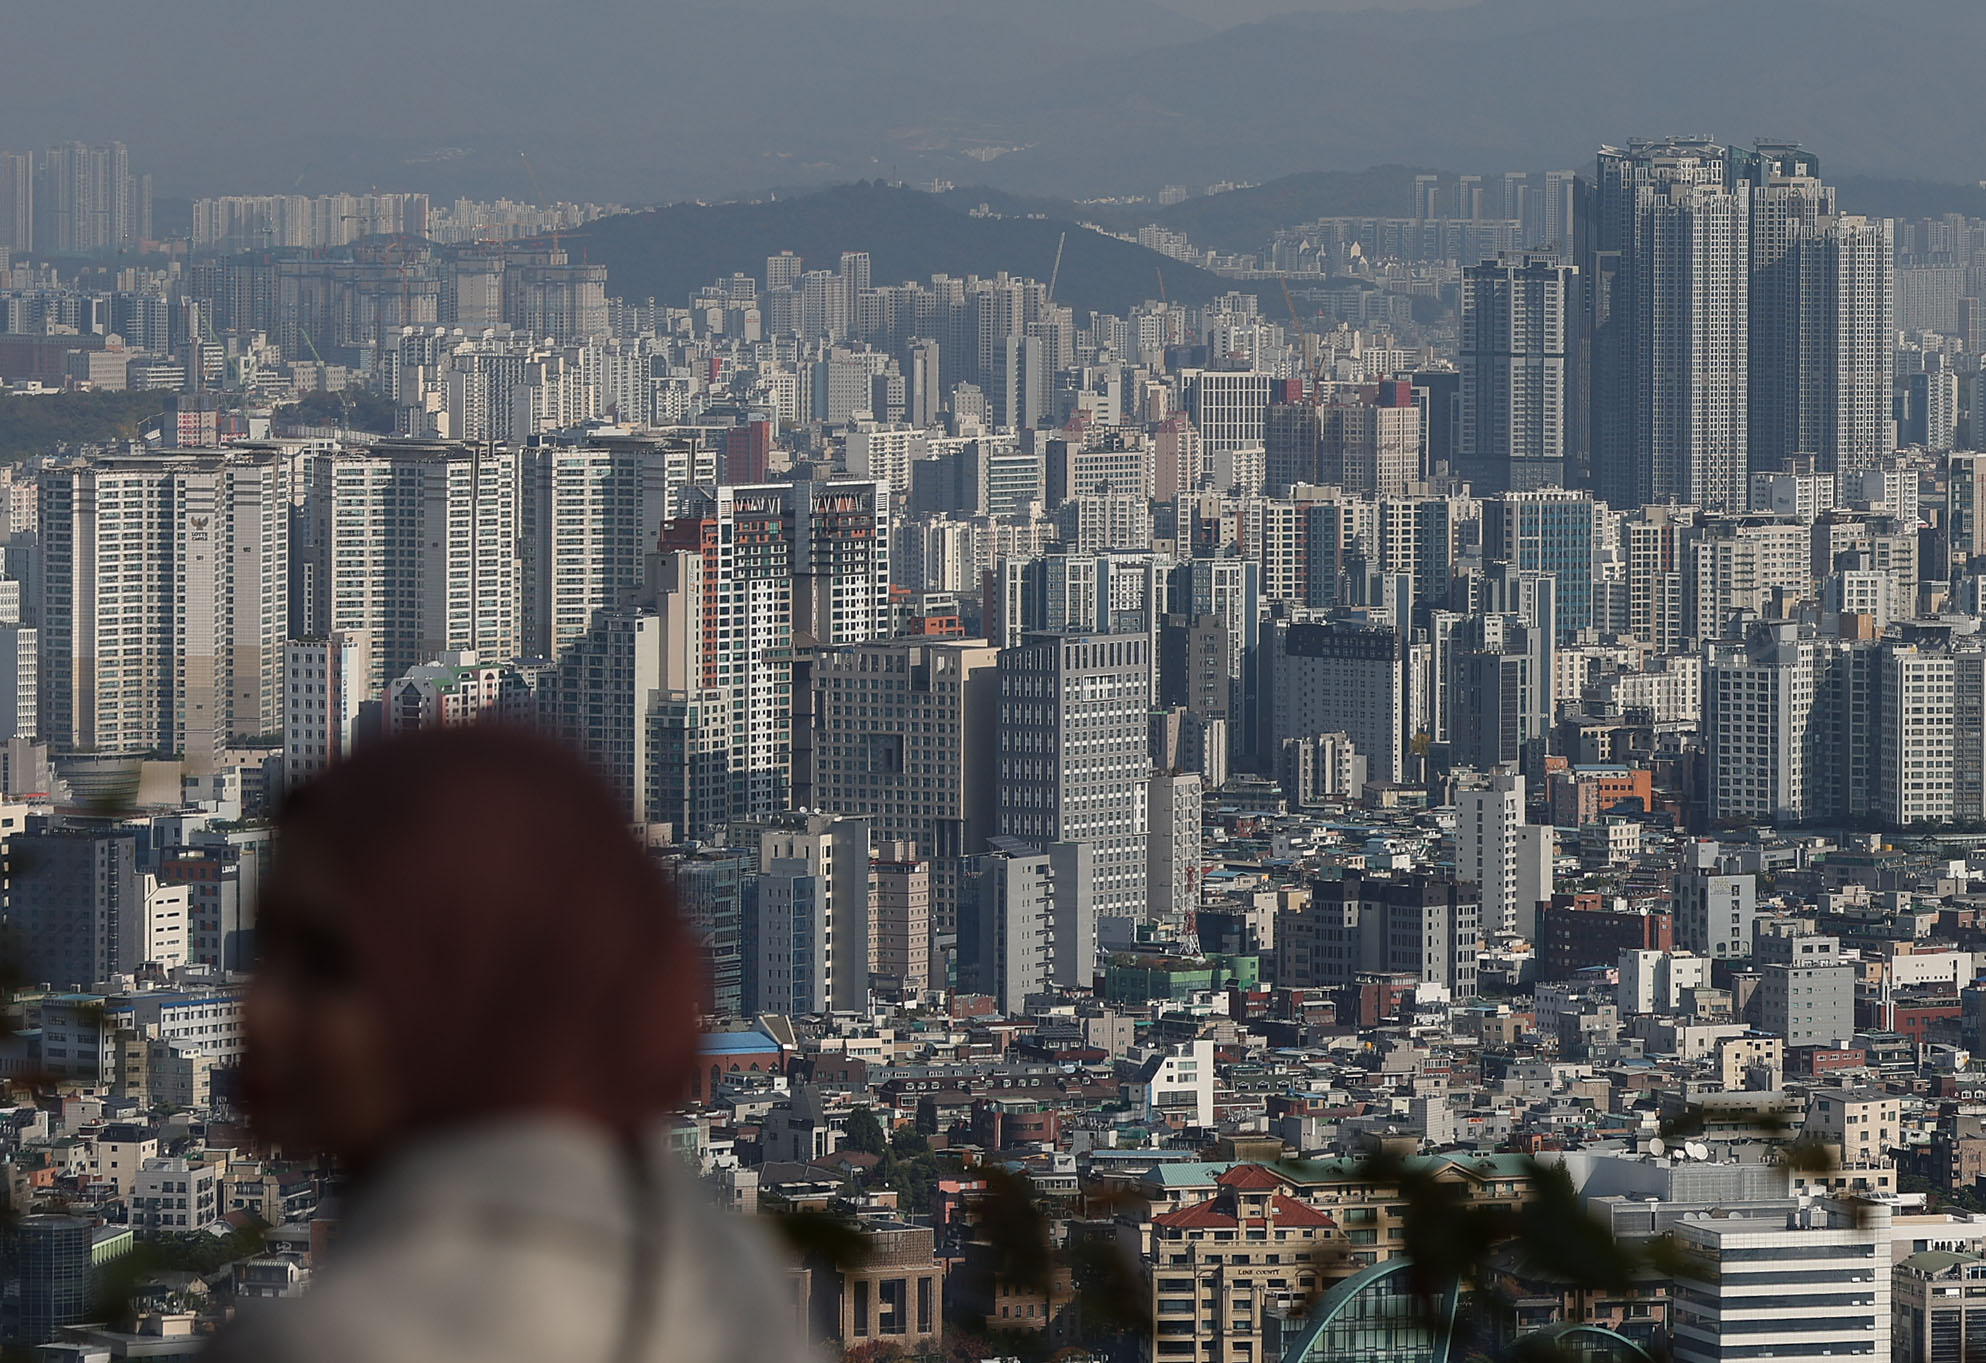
[1270,1194,1337,1228]
[1153,1198,1239,1230]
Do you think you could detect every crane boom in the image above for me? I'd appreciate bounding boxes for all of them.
[1280,278,1307,386]
[1047,231,1066,302]
[518,150,559,252]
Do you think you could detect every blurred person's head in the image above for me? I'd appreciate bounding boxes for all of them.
[245,725,704,1168]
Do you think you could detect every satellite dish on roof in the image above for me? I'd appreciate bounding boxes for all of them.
[1687,1141,1710,1161]
[1647,1137,1666,1156]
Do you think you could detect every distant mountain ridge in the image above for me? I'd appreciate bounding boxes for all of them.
[569,183,1244,320]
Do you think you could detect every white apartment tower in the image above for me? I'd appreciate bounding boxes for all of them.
[1879,643,1974,827]
[650,479,893,827]
[1704,623,1826,825]
[282,632,371,791]
[0,577,37,741]
[298,442,519,693]
[38,451,288,768]
[519,441,675,661]
[1455,769,1552,938]
[1183,370,1273,455]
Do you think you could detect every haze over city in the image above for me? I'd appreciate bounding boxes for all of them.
[4,5,1986,1363]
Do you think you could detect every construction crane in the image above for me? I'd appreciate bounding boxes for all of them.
[1280,278,1308,392]
[1279,275,1336,390]
[1046,231,1066,302]
[293,322,354,431]
[518,150,559,253]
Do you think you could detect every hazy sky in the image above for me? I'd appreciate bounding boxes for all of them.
[1147,0,1475,22]
[3,0,1977,203]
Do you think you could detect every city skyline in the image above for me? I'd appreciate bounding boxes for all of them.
[7,78,1986,1363]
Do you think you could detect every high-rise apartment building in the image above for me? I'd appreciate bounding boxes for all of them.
[297,442,519,693]
[1809,214,1896,471]
[0,152,31,253]
[1460,253,1575,492]
[544,607,671,826]
[1591,138,1748,512]
[31,142,148,255]
[5,828,143,990]
[745,813,872,1016]
[810,639,999,954]
[654,480,893,826]
[281,632,371,792]
[1738,146,1894,478]
[1880,642,1967,827]
[1742,144,1834,473]
[1183,370,1273,455]
[519,440,675,661]
[0,578,38,743]
[1455,770,1552,938]
[1593,138,1892,507]
[1624,507,1693,653]
[1949,453,1986,576]
[1704,622,1826,825]
[995,632,1152,924]
[1321,384,1421,497]
[38,451,288,766]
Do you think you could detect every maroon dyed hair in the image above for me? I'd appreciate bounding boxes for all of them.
[265,724,704,1143]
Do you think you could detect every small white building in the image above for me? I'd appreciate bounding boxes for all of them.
[1133,1038,1214,1129]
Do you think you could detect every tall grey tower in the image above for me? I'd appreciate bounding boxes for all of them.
[1591,138,1750,513]
[1461,252,1577,492]
[1740,143,1834,473]
[995,631,1151,924]
[1733,144,1894,478]
[1808,215,1895,476]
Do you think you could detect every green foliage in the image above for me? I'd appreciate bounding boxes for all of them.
[0,389,164,461]
[881,1148,943,1214]
[90,1227,266,1329]
[275,386,396,433]
[889,1126,929,1158]
[143,1227,266,1276]
[844,1106,888,1157]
